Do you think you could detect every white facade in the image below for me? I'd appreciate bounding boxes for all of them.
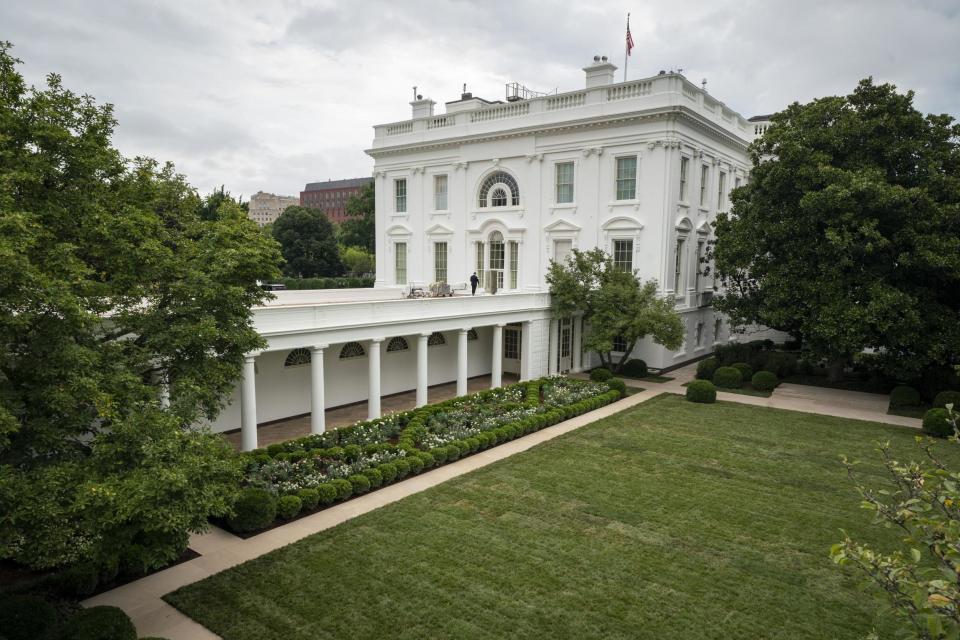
[248,191,299,226]
[210,60,771,450]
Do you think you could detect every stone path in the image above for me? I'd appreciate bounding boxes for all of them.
[84,366,917,639]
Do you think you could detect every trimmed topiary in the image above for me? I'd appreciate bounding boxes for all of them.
[751,371,779,392]
[362,467,384,488]
[276,495,302,520]
[378,462,398,484]
[606,378,627,398]
[348,474,371,494]
[933,391,960,409]
[316,483,339,505]
[686,380,717,404]
[696,357,718,380]
[590,367,613,382]
[621,359,648,378]
[329,478,353,500]
[431,446,449,464]
[58,606,136,640]
[297,488,320,510]
[417,451,435,469]
[393,458,411,478]
[0,594,57,640]
[713,366,743,389]
[342,444,362,462]
[58,562,100,597]
[407,454,425,474]
[888,385,921,408]
[731,362,754,382]
[922,408,954,438]
[227,488,277,533]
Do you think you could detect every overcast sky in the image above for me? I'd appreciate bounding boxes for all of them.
[3,0,958,199]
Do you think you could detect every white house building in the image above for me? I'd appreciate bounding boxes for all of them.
[211,58,770,450]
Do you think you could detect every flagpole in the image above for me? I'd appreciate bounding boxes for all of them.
[623,13,630,82]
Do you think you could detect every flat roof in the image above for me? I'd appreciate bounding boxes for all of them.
[303,177,373,191]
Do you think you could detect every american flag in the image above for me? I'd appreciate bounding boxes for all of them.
[626,14,634,56]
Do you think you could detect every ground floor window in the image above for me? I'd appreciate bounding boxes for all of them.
[613,239,633,272]
[475,242,485,291]
[386,336,409,352]
[427,331,446,347]
[509,241,519,289]
[504,328,520,359]
[695,322,704,347]
[395,242,407,285]
[434,242,447,284]
[612,335,628,353]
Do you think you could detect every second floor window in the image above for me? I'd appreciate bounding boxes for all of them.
[395,242,407,284]
[700,165,709,206]
[434,174,448,210]
[674,237,685,295]
[679,157,689,201]
[717,172,727,211]
[613,239,633,272]
[616,156,637,200]
[434,242,447,284]
[509,241,519,289]
[694,240,704,291]
[555,162,574,203]
[394,179,407,213]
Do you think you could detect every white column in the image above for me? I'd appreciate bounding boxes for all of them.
[368,338,382,419]
[416,333,429,407]
[240,354,258,452]
[572,316,583,373]
[548,319,559,375]
[520,320,533,381]
[310,344,327,434]
[457,328,469,396]
[491,324,504,388]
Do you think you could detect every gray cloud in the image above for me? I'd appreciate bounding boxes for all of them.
[2,0,958,199]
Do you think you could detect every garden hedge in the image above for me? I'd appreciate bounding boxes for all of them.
[56,606,136,640]
[621,359,648,378]
[276,495,303,520]
[0,594,58,640]
[590,367,613,382]
[923,408,954,438]
[228,488,277,532]
[889,385,922,408]
[751,371,779,392]
[713,366,743,389]
[686,380,717,404]
[607,378,627,397]
[731,362,754,382]
[933,391,960,409]
[696,357,718,380]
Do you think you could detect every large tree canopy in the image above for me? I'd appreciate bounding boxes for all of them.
[338,182,375,253]
[547,248,684,371]
[0,43,282,572]
[272,205,345,278]
[713,78,960,379]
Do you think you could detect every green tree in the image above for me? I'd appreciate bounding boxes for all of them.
[338,182,375,252]
[547,248,684,371]
[831,405,960,639]
[0,43,281,572]
[272,206,344,277]
[712,78,960,381]
[198,184,244,221]
[340,245,375,276]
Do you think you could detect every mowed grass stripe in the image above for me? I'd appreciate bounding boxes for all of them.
[167,394,954,639]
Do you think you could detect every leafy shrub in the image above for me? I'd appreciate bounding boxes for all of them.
[731,362,754,381]
[889,385,922,408]
[362,467,383,488]
[348,474,371,494]
[329,478,353,500]
[696,357,718,380]
[431,446,449,464]
[378,462,398,484]
[407,455,425,474]
[686,380,717,404]
[465,437,480,452]
[393,458,411,479]
[57,606,136,640]
[276,495,302,520]
[58,562,100,597]
[934,391,960,409]
[297,488,320,510]
[342,444,362,462]
[279,276,374,290]
[0,594,58,640]
[763,352,793,377]
[713,366,743,389]
[606,378,627,398]
[751,371,779,392]
[316,483,339,505]
[590,367,613,382]
[228,488,277,533]
[923,408,954,438]
[266,443,285,457]
[621,359,648,378]
[417,451,435,469]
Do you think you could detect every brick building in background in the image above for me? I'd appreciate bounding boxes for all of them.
[300,177,373,223]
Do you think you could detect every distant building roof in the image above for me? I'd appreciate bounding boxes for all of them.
[303,177,374,191]
[748,114,774,122]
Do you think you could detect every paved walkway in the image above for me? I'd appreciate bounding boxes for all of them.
[84,366,917,639]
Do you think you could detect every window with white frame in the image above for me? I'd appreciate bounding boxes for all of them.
[467,329,479,341]
[616,156,637,200]
[699,165,709,207]
[555,162,574,204]
[491,187,508,207]
[395,242,407,284]
[734,176,741,190]
[339,342,366,359]
[694,240,704,291]
[427,331,446,346]
[386,337,409,352]
[679,157,690,201]
[695,322,704,347]
[475,241,484,290]
[434,242,447,284]
[612,335,629,353]
[478,171,519,208]
[284,348,311,368]
[717,171,727,211]
[613,239,633,272]
[394,179,407,213]
[488,231,505,290]
[674,237,686,296]
[504,329,520,359]
[509,241,518,289]
[434,174,448,211]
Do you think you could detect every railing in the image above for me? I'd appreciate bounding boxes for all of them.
[606,81,652,101]
[469,101,530,123]
[545,92,585,110]
[427,115,453,129]
[385,121,414,136]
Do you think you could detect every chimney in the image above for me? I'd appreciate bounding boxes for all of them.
[583,55,617,88]
[411,97,435,119]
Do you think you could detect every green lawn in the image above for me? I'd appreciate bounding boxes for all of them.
[167,394,954,640]
[683,381,773,398]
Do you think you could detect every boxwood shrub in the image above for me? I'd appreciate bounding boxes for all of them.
[0,594,58,640]
[228,488,277,532]
[417,451,436,469]
[329,478,353,500]
[57,606,136,640]
[731,362,754,382]
[923,408,954,438]
[297,488,320,510]
[686,380,717,404]
[590,367,613,382]
[933,390,960,409]
[362,467,383,489]
[621,359,648,378]
[751,371,779,392]
[277,495,303,520]
[378,462,398,484]
[348,474,371,494]
[407,454,425,474]
[431,446,449,464]
[393,458,411,478]
[696,356,718,380]
[713,366,743,389]
[889,385,922,408]
[606,378,627,398]
[317,483,339,505]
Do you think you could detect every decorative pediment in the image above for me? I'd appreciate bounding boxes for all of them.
[696,220,712,235]
[385,223,413,237]
[471,217,527,234]
[601,216,644,231]
[425,223,455,236]
[675,216,694,233]
[544,218,582,233]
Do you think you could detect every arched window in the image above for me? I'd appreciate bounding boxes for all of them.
[427,331,446,347]
[339,342,366,359]
[478,171,520,208]
[386,336,409,352]
[284,348,311,367]
[467,329,479,341]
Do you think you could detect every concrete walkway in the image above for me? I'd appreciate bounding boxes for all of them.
[84,367,917,639]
